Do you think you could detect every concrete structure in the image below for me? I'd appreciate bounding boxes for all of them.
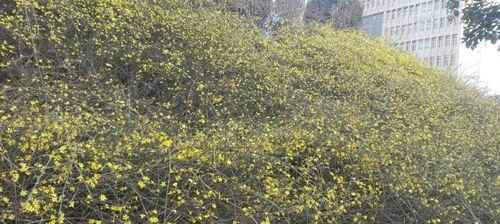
[360,0,479,75]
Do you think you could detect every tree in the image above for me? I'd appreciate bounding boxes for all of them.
[330,0,363,29]
[304,0,363,29]
[448,0,500,50]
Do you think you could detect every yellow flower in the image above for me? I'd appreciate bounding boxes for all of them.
[10,171,19,183]
[162,139,173,147]
[99,194,107,202]
[149,216,159,223]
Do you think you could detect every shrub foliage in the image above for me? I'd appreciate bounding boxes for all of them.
[1,0,498,223]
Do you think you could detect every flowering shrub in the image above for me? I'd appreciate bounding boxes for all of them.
[1,0,499,223]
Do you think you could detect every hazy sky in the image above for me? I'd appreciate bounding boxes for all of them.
[477,42,500,95]
[479,0,500,95]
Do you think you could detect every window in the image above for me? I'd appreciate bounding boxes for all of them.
[438,36,443,47]
[412,40,417,51]
[430,57,435,66]
[401,25,406,36]
[427,20,432,31]
[414,22,419,33]
[415,4,420,15]
[452,34,458,46]
[434,0,440,10]
[431,37,436,49]
[390,27,395,36]
[443,55,449,66]
[433,18,439,30]
[420,21,426,32]
[418,39,424,50]
[445,35,450,46]
[422,2,427,13]
[409,6,414,18]
[425,38,430,49]
[450,54,456,65]
[436,56,441,66]
[424,57,429,64]
[440,17,445,29]
[407,24,412,34]
[396,26,400,36]
[406,42,411,51]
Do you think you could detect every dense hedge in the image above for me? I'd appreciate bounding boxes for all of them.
[1,0,498,223]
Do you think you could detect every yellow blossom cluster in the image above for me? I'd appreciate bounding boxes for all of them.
[1,0,499,223]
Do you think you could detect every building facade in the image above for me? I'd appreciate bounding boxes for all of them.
[360,0,468,72]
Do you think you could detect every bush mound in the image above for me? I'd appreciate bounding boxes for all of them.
[1,0,498,223]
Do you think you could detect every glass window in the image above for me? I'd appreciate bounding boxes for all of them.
[427,20,432,30]
[418,39,424,50]
[443,55,449,66]
[450,54,456,65]
[445,35,450,46]
[412,40,417,51]
[422,2,427,13]
[434,18,439,30]
[436,56,441,66]
[452,34,458,46]
[431,37,436,49]
[406,42,411,51]
[440,18,445,29]
[430,57,435,66]
[425,38,430,49]
[438,36,443,47]
[434,0,440,10]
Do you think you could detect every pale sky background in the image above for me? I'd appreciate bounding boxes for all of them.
[477,0,500,95]
[477,42,500,95]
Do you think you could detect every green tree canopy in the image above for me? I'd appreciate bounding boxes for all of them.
[448,0,500,49]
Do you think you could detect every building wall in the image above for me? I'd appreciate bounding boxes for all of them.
[361,0,464,71]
